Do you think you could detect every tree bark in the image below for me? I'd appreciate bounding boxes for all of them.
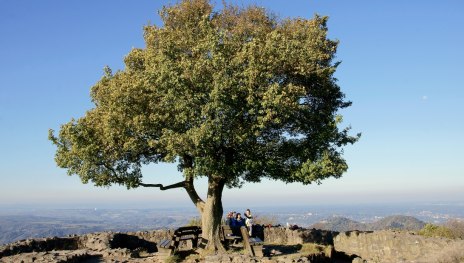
[140,156,226,253]
[200,175,226,253]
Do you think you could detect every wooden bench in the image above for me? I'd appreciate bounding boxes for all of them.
[221,225,241,248]
[240,226,264,257]
[157,226,202,256]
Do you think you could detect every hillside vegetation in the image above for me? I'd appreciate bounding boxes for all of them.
[311,215,426,232]
[419,219,464,239]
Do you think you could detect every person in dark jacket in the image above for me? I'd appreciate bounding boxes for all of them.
[234,213,246,227]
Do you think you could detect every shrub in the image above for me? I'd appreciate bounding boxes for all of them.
[418,223,453,239]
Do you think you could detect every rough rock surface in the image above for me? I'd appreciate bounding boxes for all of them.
[1,227,462,262]
[0,227,348,263]
[263,227,335,245]
[0,231,165,262]
[334,230,464,263]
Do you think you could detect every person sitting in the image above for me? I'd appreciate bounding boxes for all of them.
[230,211,238,226]
[225,211,234,226]
[234,213,246,228]
[245,217,254,236]
[243,209,254,236]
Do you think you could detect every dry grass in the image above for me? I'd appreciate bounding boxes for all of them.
[431,242,464,263]
[183,252,202,262]
[445,219,464,239]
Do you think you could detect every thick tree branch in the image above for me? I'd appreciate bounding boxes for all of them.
[139,181,185,190]
[137,155,205,212]
[183,155,205,212]
[185,173,205,212]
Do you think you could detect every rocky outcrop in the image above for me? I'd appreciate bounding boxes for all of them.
[0,231,166,262]
[0,236,80,258]
[334,230,464,263]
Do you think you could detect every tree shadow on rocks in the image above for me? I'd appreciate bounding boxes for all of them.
[109,233,156,253]
[264,244,302,255]
[263,243,359,263]
[77,255,104,263]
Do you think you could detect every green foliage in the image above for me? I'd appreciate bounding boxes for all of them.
[49,0,358,191]
[419,223,454,239]
[164,254,181,263]
[298,243,324,254]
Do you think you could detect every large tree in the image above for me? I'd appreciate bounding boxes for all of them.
[49,0,359,252]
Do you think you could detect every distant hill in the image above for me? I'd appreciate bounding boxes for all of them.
[0,210,195,246]
[370,215,425,231]
[311,215,425,232]
[311,217,368,232]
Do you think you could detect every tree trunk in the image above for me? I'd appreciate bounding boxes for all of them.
[200,176,226,253]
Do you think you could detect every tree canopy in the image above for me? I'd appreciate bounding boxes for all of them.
[50,0,357,189]
[49,0,359,251]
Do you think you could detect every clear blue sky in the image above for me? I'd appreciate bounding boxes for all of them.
[1,0,463,209]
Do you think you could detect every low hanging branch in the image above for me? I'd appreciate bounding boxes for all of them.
[139,181,185,190]
[139,178,205,212]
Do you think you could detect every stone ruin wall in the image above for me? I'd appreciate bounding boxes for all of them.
[0,230,170,259]
[0,227,333,258]
[334,230,464,263]
[2,227,463,262]
[263,227,335,245]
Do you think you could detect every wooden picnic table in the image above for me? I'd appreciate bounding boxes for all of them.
[222,224,242,248]
[240,226,264,257]
[157,226,202,256]
[221,225,264,257]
